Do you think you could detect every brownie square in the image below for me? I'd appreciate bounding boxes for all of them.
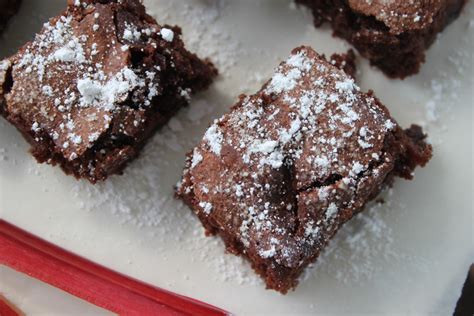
[176,46,432,293]
[0,0,216,183]
[296,0,467,78]
[0,0,21,34]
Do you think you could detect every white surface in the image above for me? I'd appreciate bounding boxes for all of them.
[0,0,473,315]
[0,266,111,315]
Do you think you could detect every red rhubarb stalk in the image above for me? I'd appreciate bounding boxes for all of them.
[0,220,229,316]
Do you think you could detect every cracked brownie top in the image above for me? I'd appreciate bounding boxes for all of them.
[177,46,431,273]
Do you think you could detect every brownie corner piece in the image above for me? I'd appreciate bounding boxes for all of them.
[0,0,21,35]
[296,0,467,78]
[176,46,432,293]
[0,0,217,183]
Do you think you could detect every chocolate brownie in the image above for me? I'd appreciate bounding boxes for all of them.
[296,0,467,78]
[176,46,432,293]
[0,0,21,34]
[0,0,216,183]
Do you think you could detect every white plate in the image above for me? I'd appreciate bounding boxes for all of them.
[0,0,473,315]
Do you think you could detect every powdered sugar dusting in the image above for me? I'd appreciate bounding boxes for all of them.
[203,123,224,156]
[178,46,407,274]
[160,28,174,42]
[419,10,473,146]
[302,193,399,284]
[144,0,240,75]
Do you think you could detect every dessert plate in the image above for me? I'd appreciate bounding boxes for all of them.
[0,0,473,314]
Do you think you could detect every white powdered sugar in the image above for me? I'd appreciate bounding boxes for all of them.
[77,78,103,104]
[77,67,143,110]
[325,203,339,220]
[51,45,82,63]
[203,123,224,156]
[259,246,277,259]
[190,149,203,169]
[419,19,473,147]
[335,78,357,93]
[303,194,401,284]
[351,161,365,175]
[31,122,40,132]
[199,201,213,214]
[266,69,302,94]
[123,22,142,41]
[160,28,174,42]
[249,140,279,154]
[265,52,314,94]
[144,0,241,75]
